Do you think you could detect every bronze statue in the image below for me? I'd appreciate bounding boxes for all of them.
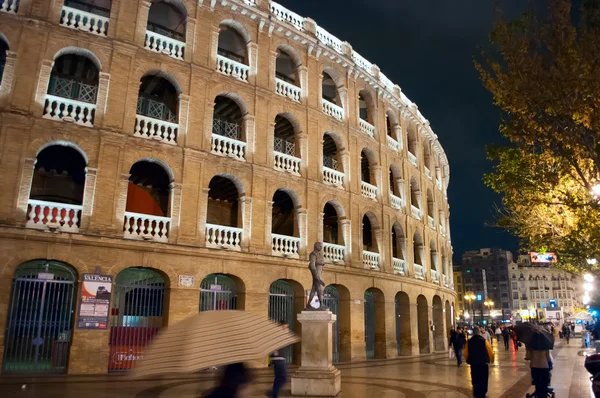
[306,242,327,310]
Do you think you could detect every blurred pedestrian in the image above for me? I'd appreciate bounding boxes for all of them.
[502,327,510,350]
[495,326,502,343]
[450,327,467,367]
[203,362,252,398]
[267,350,287,398]
[465,326,495,398]
[510,328,520,351]
[526,346,553,398]
[481,327,492,345]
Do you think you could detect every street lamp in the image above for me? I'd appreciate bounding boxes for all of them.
[465,292,476,323]
[484,299,494,324]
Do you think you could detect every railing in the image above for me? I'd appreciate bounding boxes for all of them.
[275,78,301,102]
[414,264,424,280]
[123,212,170,243]
[211,134,247,161]
[316,26,343,54]
[387,135,399,151]
[431,269,439,283]
[408,151,417,167]
[323,242,345,264]
[436,178,442,190]
[443,275,449,287]
[134,114,179,145]
[352,51,373,72]
[361,181,377,200]
[274,151,301,175]
[379,72,395,93]
[26,199,82,233]
[323,167,344,187]
[393,258,406,276]
[428,215,436,230]
[205,224,243,250]
[43,94,95,127]
[216,54,249,82]
[272,234,300,258]
[144,30,185,60]
[0,0,18,13]
[389,194,402,210]
[321,99,343,121]
[60,5,109,36]
[362,250,380,270]
[270,2,304,31]
[411,205,422,220]
[359,119,375,138]
[425,167,432,180]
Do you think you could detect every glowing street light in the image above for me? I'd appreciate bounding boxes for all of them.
[591,184,600,198]
[587,259,597,266]
[585,283,595,292]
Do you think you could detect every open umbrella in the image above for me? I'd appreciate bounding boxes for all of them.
[515,322,554,350]
[131,311,299,378]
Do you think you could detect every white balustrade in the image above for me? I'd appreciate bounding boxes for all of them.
[26,199,82,233]
[316,26,343,54]
[323,242,345,264]
[379,72,395,92]
[216,54,249,82]
[275,78,301,102]
[387,135,399,151]
[431,269,439,283]
[43,94,96,127]
[436,179,442,190]
[389,194,402,210]
[274,151,301,175]
[144,30,185,60]
[205,224,243,250]
[211,134,247,161]
[443,275,449,287]
[123,212,170,243]
[362,250,380,270]
[60,6,109,36]
[321,99,343,121]
[393,258,406,276]
[323,167,344,187]
[352,51,373,73]
[428,215,436,230]
[134,114,179,145]
[425,167,432,180]
[361,181,378,200]
[359,119,375,138]
[414,264,424,280]
[0,0,18,13]
[272,234,300,258]
[411,205,422,220]
[270,2,304,31]
[408,151,418,167]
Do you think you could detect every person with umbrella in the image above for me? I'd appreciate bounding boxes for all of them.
[516,323,555,398]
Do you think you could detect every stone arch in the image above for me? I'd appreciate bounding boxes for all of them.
[152,0,188,19]
[1,255,90,279]
[432,295,444,352]
[364,287,386,359]
[268,278,305,364]
[410,176,421,209]
[386,108,399,126]
[395,291,411,356]
[358,88,377,125]
[215,91,249,116]
[391,222,405,261]
[389,163,402,197]
[417,294,430,354]
[53,46,102,71]
[363,210,381,230]
[219,19,252,44]
[323,130,346,152]
[107,263,176,287]
[36,140,89,165]
[141,69,183,96]
[206,172,245,196]
[272,186,302,209]
[199,272,246,310]
[276,43,302,67]
[321,198,346,219]
[274,111,302,134]
[131,157,175,182]
[321,65,344,88]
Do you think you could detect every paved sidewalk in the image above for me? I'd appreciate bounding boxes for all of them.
[0,340,594,397]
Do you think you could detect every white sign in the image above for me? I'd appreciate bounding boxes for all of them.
[210,284,222,291]
[38,272,54,280]
[178,275,195,288]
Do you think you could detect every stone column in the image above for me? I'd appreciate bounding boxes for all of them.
[243,114,255,163]
[184,18,196,63]
[94,72,111,127]
[340,218,351,265]
[338,87,348,123]
[384,300,397,357]
[34,59,53,116]
[15,157,36,225]
[441,305,449,351]
[106,0,120,37]
[198,187,210,246]
[269,50,278,91]
[299,66,309,102]
[374,227,384,271]
[80,167,97,230]
[297,132,307,176]
[296,208,308,259]
[168,182,183,243]
[291,311,341,397]
[203,99,216,152]
[317,212,324,242]
[49,0,64,24]
[409,303,420,355]
[372,165,382,202]
[114,173,130,234]
[431,250,439,284]
[0,51,17,107]
[427,304,434,354]
[177,94,190,147]
[394,125,403,150]
[247,42,258,86]
[341,151,350,191]
[266,121,276,168]
[264,200,273,253]
[240,195,252,251]
[208,26,220,70]
[134,0,151,47]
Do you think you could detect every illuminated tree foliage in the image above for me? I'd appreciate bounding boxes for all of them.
[476,0,600,272]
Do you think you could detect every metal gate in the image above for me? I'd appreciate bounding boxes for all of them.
[200,274,237,311]
[2,261,77,374]
[268,280,294,363]
[109,268,165,372]
[395,295,401,356]
[323,285,340,363]
[364,290,375,359]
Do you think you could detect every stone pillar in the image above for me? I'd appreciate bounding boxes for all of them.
[177,94,190,147]
[208,27,220,70]
[114,173,130,234]
[269,50,277,91]
[0,51,17,108]
[198,187,210,246]
[94,72,111,127]
[427,304,434,354]
[298,132,307,176]
[247,42,258,86]
[80,167,97,230]
[441,306,449,351]
[34,60,53,116]
[266,121,276,168]
[374,227,384,271]
[48,0,64,25]
[106,0,120,37]
[134,0,151,47]
[168,182,183,243]
[299,66,309,103]
[384,300,397,357]
[296,208,308,259]
[341,151,350,191]
[264,200,273,253]
[203,99,216,152]
[340,219,351,265]
[15,157,36,224]
[372,165,382,202]
[394,125,403,150]
[409,303,420,355]
[240,196,252,250]
[184,18,196,63]
[243,114,255,163]
[317,212,324,242]
[291,311,341,397]
[338,87,348,123]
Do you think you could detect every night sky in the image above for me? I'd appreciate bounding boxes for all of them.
[279,0,525,264]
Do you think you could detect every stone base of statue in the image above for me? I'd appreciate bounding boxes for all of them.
[291,311,341,397]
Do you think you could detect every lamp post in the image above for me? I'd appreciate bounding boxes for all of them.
[465,292,476,324]
[484,299,494,325]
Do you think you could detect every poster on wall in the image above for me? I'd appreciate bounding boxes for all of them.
[77,273,113,330]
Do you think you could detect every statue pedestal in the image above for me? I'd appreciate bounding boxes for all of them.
[291,311,341,397]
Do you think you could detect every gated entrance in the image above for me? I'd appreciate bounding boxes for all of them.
[2,260,77,374]
[323,285,340,363]
[108,268,165,372]
[268,280,294,363]
[200,274,237,311]
[364,290,375,359]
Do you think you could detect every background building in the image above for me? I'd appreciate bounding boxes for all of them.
[453,269,465,322]
[0,0,455,375]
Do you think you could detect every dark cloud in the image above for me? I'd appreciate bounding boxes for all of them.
[278,0,526,262]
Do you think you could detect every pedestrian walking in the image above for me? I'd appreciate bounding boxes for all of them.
[267,350,287,398]
[465,326,495,398]
[502,327,510,350]
[526,348,553,398]
[482,327,492,345]
[564,326,570,345]
[495,326,502,343]
[203,362,252,398]
[450,327,467,367]
[511,328,520,351]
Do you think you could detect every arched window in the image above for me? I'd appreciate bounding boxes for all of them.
[44,53,99,126]
[413,232,424,279]
[275,49,301,102]
[423,141,432,175]
[391,222,406,275]
[360,149,377,200]
[145,0,187,60]
[135,74,180,144]
[430,240,439,283]
[271,189,299,258]
[322,202,345,264]
[322,133,343,187]
[426,189,435,229]
[0,37,8,85]
[211,95,246,160]
[60,0,111,36]
[205,175,243,250]
[386,110,400,150]
[389,165,403,209]
[358,90,375,138]
[321,71,343,120]
[216,24,249,81]
[123,160,172,242]
[273,114,301,175]
[410,178,421,219]
[362,213,380,270]
[407,124,418,166]
[26,144,87,233]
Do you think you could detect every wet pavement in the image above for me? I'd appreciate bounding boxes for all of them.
[0,340,594,397]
